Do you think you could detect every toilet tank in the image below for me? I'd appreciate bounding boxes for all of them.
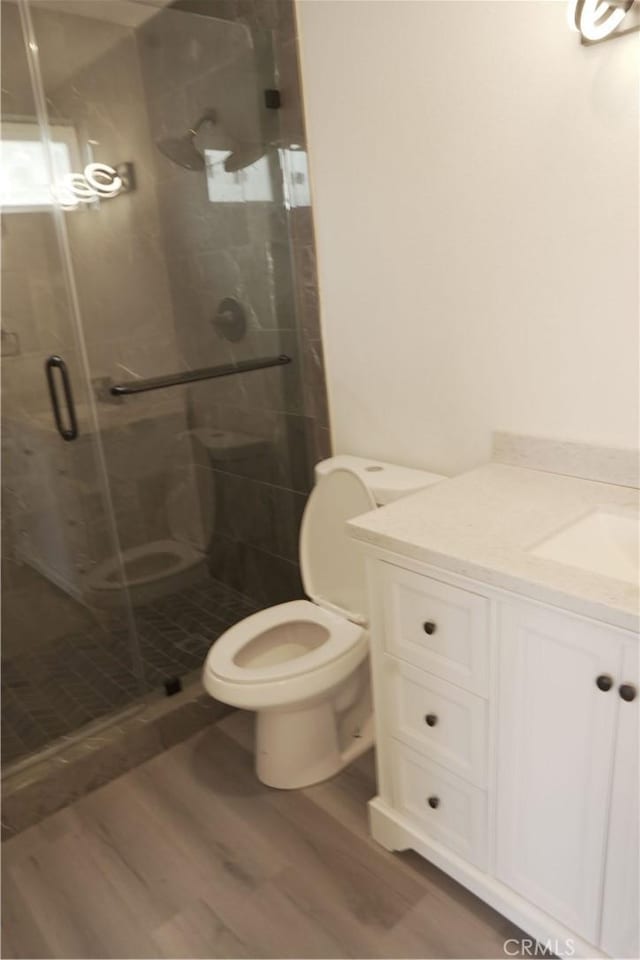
[314,454,445,506]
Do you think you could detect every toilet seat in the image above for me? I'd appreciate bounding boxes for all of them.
[86,538,202,591]
[204,470,376,712]
[203,599,367,709]
[206,600,364,684]
[300,468,376,624]
[84,538,207,608]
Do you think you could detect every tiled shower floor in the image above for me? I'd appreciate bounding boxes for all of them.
[1,575,259,768]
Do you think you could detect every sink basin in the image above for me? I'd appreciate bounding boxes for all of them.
[530,506,639,585]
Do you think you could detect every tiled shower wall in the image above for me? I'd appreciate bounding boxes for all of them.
[135,0,331,604]
[2,0,330,611]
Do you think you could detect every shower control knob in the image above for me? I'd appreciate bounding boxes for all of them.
[423,621,437,635]
[619,684,637,702]
[427,796,440,809]
[596,674,613,692]
[424,714,438,727]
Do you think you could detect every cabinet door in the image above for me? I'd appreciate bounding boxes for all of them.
[600,644,639,959]
[495,602,623,945]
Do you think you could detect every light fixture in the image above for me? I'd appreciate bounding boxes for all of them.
[569,0,636,41]
[52,161,134,209]
[83,162,123,197]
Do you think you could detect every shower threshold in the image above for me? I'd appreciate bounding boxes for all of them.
[1,700,144,782]
[1,673,230,840]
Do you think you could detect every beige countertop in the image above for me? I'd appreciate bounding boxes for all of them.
[349,463,640,633]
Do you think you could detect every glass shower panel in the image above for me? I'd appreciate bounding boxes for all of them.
[21,0,312,695]
[134,4,310,611]
[1,0,144,770]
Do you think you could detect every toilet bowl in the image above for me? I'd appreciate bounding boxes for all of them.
[85,538,209,608]
[204,455,445,789]
[85,427,274,608]
[85,436,213,608]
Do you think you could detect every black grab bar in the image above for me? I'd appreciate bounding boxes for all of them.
[110,354,292,397]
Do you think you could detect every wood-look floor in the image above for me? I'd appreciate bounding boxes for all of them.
[2,711,523,959]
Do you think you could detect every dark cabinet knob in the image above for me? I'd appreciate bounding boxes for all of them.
[427,796,440,809]
[424,714,438,727]
[423,621,437,635]
[619,684,637,702]
[596,674,613,692]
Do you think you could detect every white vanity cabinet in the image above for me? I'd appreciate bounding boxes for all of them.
[366,555,639,959]
[600,644,639,960]
[495,602,637,951]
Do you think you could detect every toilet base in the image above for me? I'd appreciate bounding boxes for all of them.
[255,700,374,790]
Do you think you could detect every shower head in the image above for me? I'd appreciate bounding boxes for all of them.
[155,110,217,172]
[156,109,291,175]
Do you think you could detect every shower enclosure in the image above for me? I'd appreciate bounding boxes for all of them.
[1,0,329,771]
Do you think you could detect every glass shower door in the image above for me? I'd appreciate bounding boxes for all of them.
[3,0,327,712]
[1,0,143,770]
[12,0,316,701]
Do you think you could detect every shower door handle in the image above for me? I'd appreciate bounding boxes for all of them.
[45,355,79,441]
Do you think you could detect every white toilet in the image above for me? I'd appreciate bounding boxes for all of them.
[84,453,213,608]
[85,427,270,609]
[203,454,444,789]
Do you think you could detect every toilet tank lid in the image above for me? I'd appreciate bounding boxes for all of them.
[314,455,445,505]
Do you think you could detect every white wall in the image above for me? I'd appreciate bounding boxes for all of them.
[296,0,639,476]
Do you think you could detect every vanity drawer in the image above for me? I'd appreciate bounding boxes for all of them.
[383,657,488,787]
[381,563,490,695]
[390,741,488,870]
